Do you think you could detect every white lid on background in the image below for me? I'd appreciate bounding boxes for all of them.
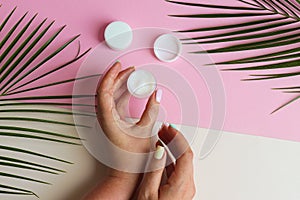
[127,70,156,98]
[154,34,182,62]
[104,21,133,51]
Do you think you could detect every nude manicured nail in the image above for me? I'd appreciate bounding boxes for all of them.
[154,145,165,160]
[156,89,163,103]
[170,124,177,130]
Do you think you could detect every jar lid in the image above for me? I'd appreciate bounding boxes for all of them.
[104,21,133,51]
[154,34,181,62]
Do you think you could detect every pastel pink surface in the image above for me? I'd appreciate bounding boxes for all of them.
[0,0,299,142]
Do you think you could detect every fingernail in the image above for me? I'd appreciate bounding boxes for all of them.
[156,140,163,147]
[164,122,169,127]
[154,145,165,160]
[156,89,163,103]
[170,124,177,130]
[115,60,120,63]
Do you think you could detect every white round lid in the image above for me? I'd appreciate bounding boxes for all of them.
[154,34,182,62]
[104,21,133,51]
[127,70,156,98]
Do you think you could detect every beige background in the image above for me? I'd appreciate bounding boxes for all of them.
[0,104,300,200]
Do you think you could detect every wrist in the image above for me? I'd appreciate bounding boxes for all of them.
[108,168,141,184]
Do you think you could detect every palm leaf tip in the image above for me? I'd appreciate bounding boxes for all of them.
[271,95,300,114]
[165,0,264,10]
[0,184,38,197]
[170,0,300,111]
[0,6,17,32]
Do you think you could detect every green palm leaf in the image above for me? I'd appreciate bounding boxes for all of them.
[0,191,34,196]
[0,7,94,197]
[184,25,299,44]
[168,0,300,112]
[225,59,300,71]
[9,48,92,93]
[0,109,95,117]
[0,131,80,145]
[169,12,275,18]
[0,125,82,140]
[0,184,38,197]
[0,101,94,108]
[182,18,296,41]
[244,71,300,81]
[0,161,59,175]
[0,156,65,173]
[177,16,287,33]
[0,13,37,63]
[166,0,264,11]
[0,145,72,164]
[6,74,100,96]
[192,33,300,53]
[0,6,16,32]
[0,172,49,185]
[0,117,89,128]
[0,11,28,50]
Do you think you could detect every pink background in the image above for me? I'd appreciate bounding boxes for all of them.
[0,0,299,142]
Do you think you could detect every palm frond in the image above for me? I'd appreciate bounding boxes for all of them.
[182,18,297,41]
[0,161,59,175]
[184,25,299,44]
[0,18,48,77]
[168,0,300,112]
[8,47,92,93]
[213,47,300,64]
[0,13,37,63]
[166,0,264,11]
[177,16,287,33]
[6,74,99,96]
[169,12,276,18]
[0,6,16,32]
[271,95,300,113]
[0,101,94,108]
[0,125,82,140]
[0,172,49,185]
[0,131,80,145]
[0,156,65,173]
[0,184,38,197]
[192,33,300,53]
[244,71,300,81]
[0,20,55,82]
[0,145,72,164]
[0,24,69,93]
[0,191,34,196]
[0,109,95,117]
[0,117,89,128]
[0,7,94,197]
[273,86,300,90]
[225,59,300,71]
[0,11,28,50]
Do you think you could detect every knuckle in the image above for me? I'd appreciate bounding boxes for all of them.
[184,148,194,159]
[138,190,157,200]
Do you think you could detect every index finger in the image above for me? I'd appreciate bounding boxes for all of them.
[159,125,194,182]
[97,62,121,122]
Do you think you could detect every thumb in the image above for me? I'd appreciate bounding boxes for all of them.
[138,145,166,200]
[136,89,162,127]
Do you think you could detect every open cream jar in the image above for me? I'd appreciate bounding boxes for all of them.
[127,70,156,98]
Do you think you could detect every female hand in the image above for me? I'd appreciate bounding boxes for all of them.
[136,124,196,200]
[97,61,162,154]
[84,61,162,200]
